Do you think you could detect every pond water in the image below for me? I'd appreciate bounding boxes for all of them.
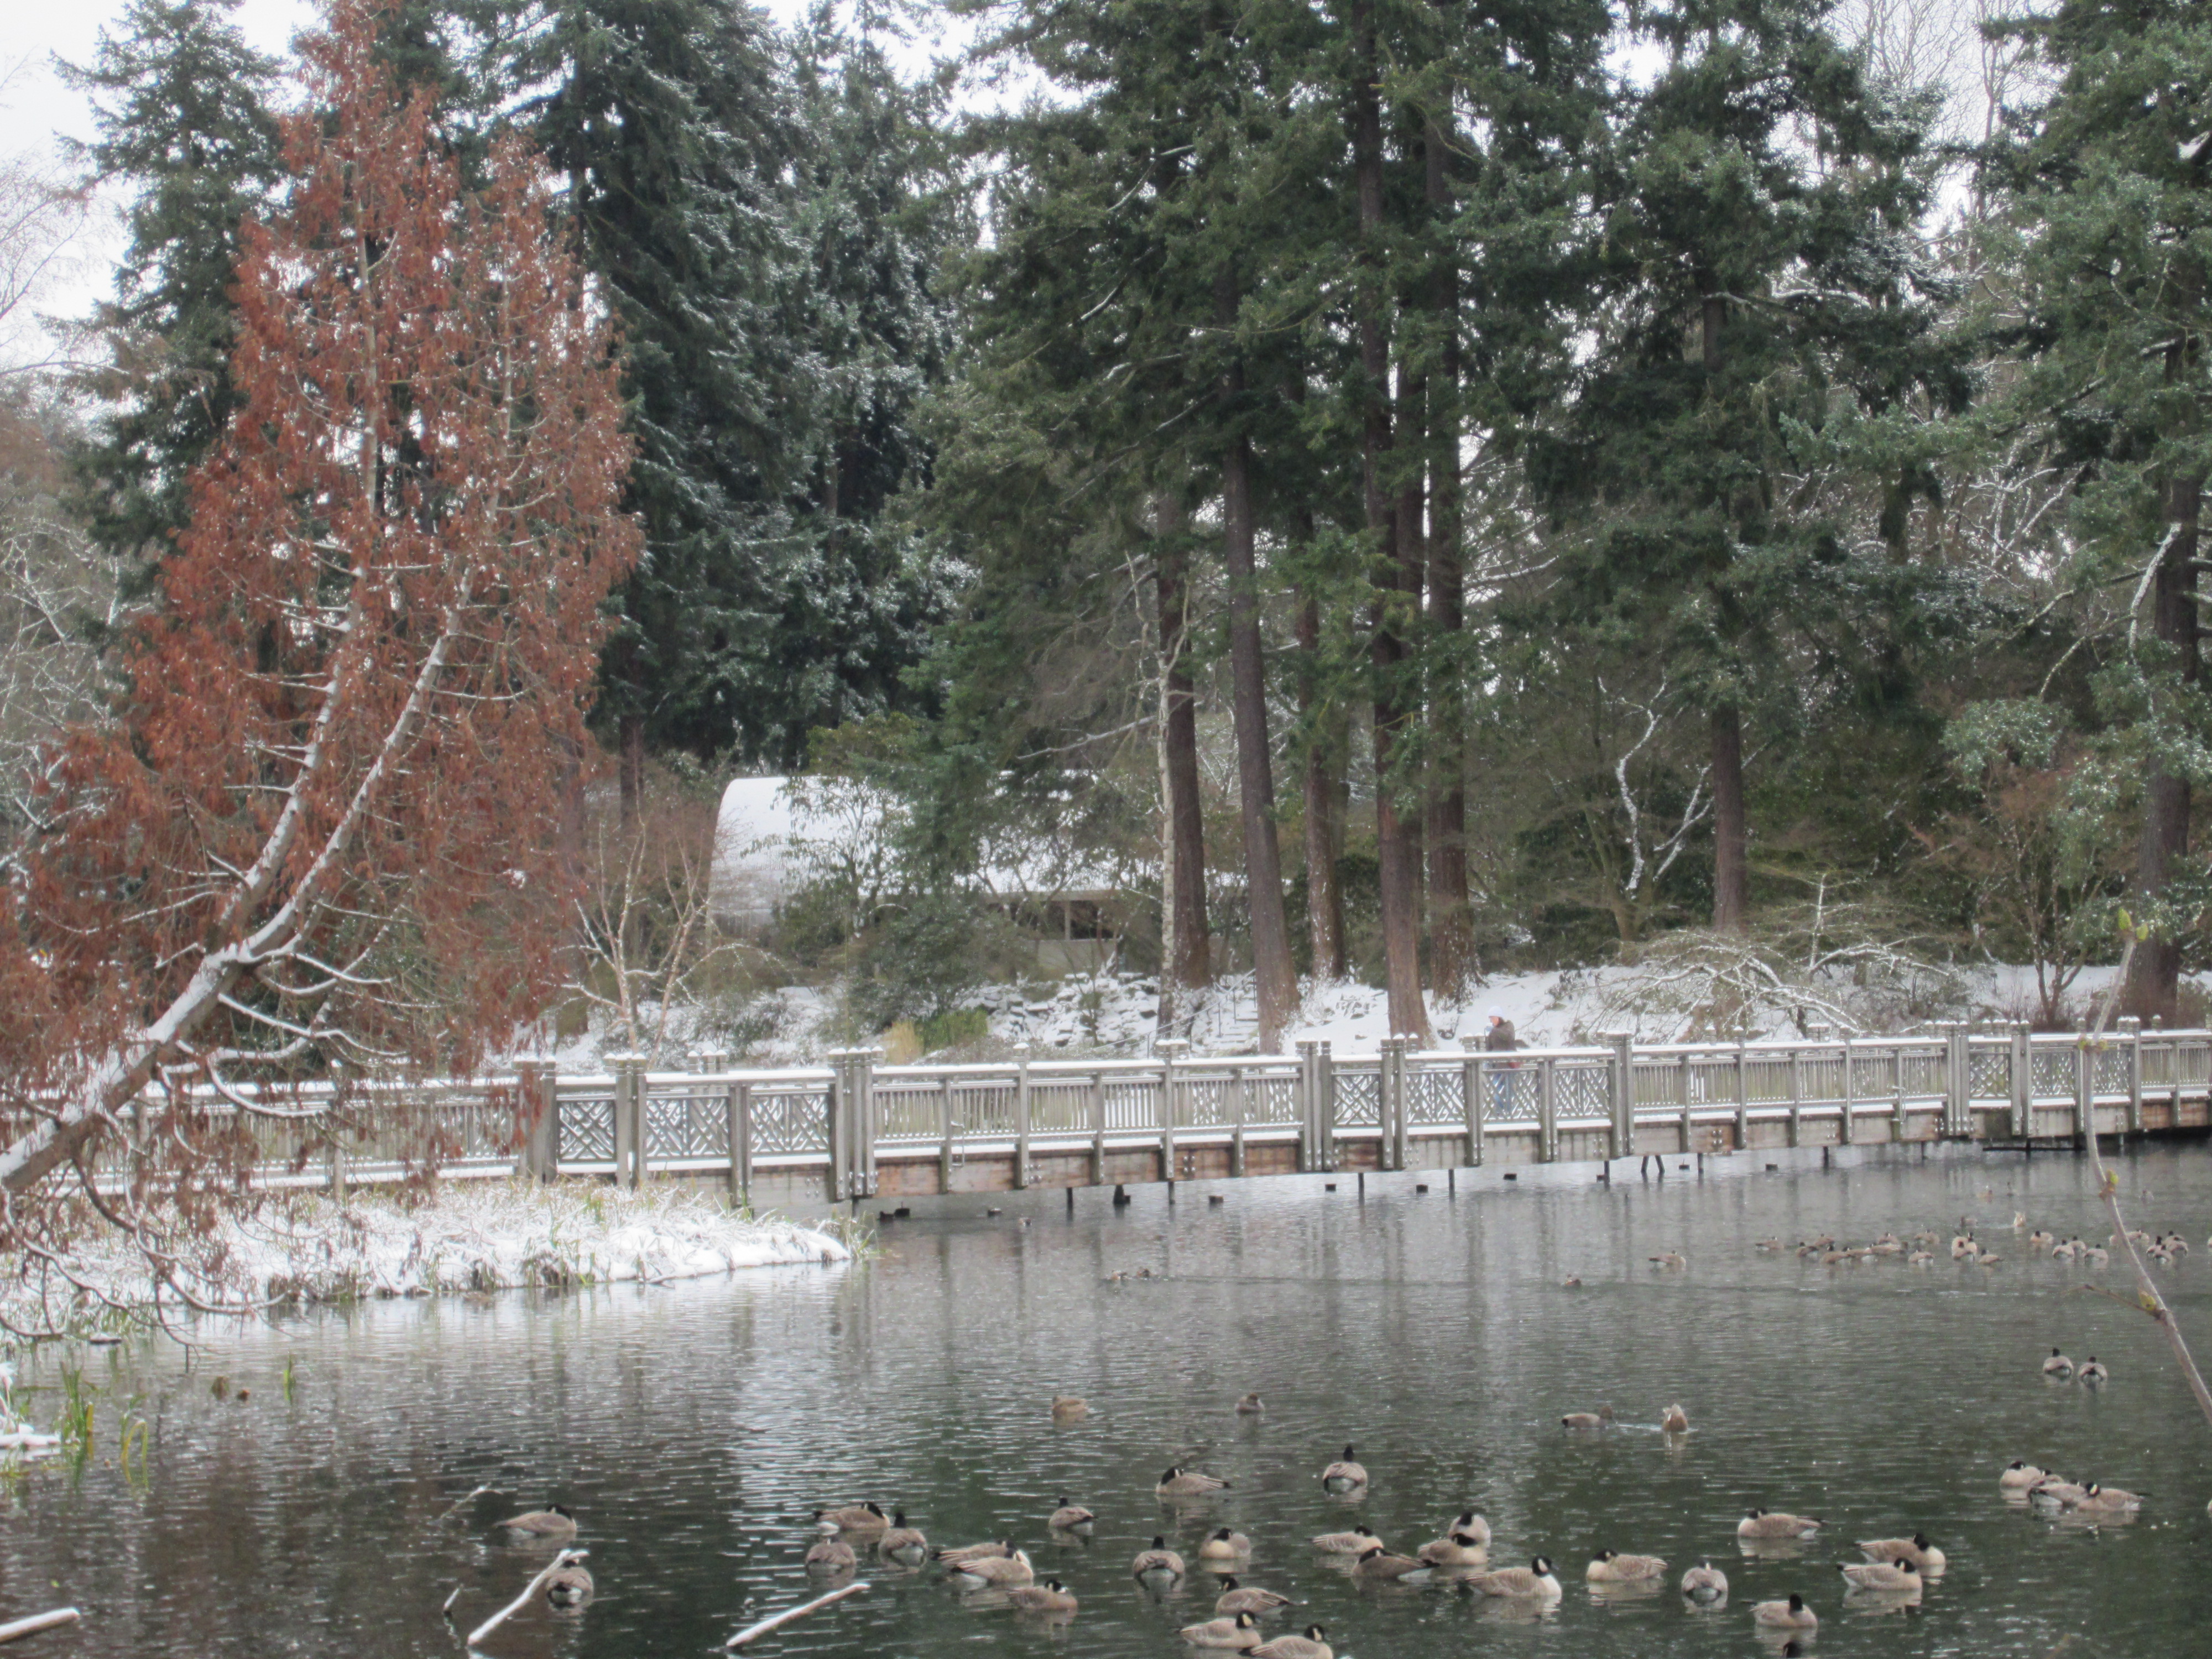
[3,1143,2210,1659]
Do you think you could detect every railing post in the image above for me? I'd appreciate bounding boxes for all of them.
[728,1079,751,1206]
[1296,1041,1319,1172]
[1734,1040,1750,1151]
[2120,1015,2143,1135]
[1941,1021,1971,1137]
[1604,1032,1633,1160]
[2009,1022,2031,1139]
[854,1047,880,1198]
[1838,1035,1855,1145]
[1677,1052,1694,1155]
[1891,1040,1909,1141]
[608,1052,645,1188]
[1158,1039,1188,1182]
[1787,1038,1803,1148]
[824,1049,849,1202]
[2073,1030,2092,1151]
[1385,1036,1408,1171]
[1013,1044,1033,1190]
[1231,1063,1248,1177]
[1538,1055,1558,1162]
[938,1072,957,1193]
[1459,1036,1483,1167]
[1089,1068,1108,1185]
[1319,1040,1337,1171]
[516,1060,553,1183]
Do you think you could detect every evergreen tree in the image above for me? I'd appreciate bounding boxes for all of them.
[1991,0,2212,1019]
[62,0,283,585]
[1533,0,1966,932]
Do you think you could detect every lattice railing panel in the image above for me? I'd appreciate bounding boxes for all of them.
[558,1095,614,1162]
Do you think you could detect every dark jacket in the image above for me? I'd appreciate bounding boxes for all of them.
[1484,1019,1518,1054]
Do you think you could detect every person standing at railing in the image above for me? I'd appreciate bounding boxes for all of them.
[1485,1010,1521,1115]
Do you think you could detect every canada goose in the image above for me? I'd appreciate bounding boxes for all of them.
[1235,1392,1266,1413]
[1975,1249,2001,1266]
[1180,1611,1264,1648]
[1215,1577,1293,1615]
[1350,1545,1427,1582]
[1950,1234,1974,1259]
[1440,1509,1491,1547]
[1585,1550,1667,1583]
[1418,1531,1489,1567]
[499,1504,577,1538]
[2082,1245,2110,1268]
[1248,1624,1332,1659]
[1998,1460,2048,1491]
[1321,1444,1368,1491]
[1051,1395,1089,1421]
[815,1501,889,1535]
[1465,1558,1562,1600]
[2069,1481,2142,1514]
[1134,1536,1187,1585]
[1649,1251,1687,1269]
[1048,1496,1095,1530]
[1679,1561,1728,1603]
[951,1548,1035,1588]
[1563,1275,1583,1287]
[1737,1509,1823,1540]
[804,1536,858,1572]
[935,1539,1015,1565]
[1561,1405,1614,1430]
[1751,1593,1818,1629]
[1660,1403,1691,1433]
[1755,1237,1786,1251]
[1198,1527,1252,1561]
[2077,1357,2109,1384]
[2028,1477,2087,1507]
[1856,1533,1944,1575]
[2041,1348,2074,1378]
[1840,1559,1919,1592]
[1006,1579,1078,1614]
[1872,1232,1903,1253]
[879,1512,928,1564]
[1159,1466,1233,1496]
[1907,1250,1934,1265]
[1310,1524,1383,1554]
[2028,1229,2053,1249]
[1802,1234,1837,1251]
[542,1550,593,1609]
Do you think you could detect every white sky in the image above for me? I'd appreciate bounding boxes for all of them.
[1,0,862,366]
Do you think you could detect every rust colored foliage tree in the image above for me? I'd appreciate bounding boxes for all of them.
[0,0,637,1285]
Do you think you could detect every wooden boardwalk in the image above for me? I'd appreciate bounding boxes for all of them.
[163,1020,2212,1206]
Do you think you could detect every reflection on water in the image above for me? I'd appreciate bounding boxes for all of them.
[3,1144,2209,1657]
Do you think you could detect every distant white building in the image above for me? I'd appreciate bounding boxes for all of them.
[709,775,1123,973]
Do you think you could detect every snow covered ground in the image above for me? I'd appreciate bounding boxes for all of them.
[2,1183,849,1339]
[686,960,2199,1066]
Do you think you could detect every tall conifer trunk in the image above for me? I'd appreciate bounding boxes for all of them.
[2125,469,2203,1021]
[1352,0,1430,1042]
[1423,118,1473,997]
[1296,584,1349,980]
[1156,492,1212,1006]
[1217,273,1297,1050]
[1701,288,1751,932]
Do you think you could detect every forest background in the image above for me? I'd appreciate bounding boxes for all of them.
[3,0,2209,1065]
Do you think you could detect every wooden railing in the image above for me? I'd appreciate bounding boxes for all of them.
[82,1016,2211,1202]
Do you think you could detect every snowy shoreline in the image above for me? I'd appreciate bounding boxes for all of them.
[3,1183,850,1339]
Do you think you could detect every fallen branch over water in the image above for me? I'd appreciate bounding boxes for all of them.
[0,1609,81,1645]
[467,1550,587,1650]
[2088,935,2212,1434]
[724,1582,868,1649]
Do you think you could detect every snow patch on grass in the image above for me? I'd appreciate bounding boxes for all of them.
[3,1182,849,1338]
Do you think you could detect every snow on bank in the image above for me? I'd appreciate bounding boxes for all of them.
[711,961,2212,1066]
[4,1185,848,1334]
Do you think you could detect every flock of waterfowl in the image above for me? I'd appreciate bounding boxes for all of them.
[754,1401,1984,1654]
[454,1186,2188,1647]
